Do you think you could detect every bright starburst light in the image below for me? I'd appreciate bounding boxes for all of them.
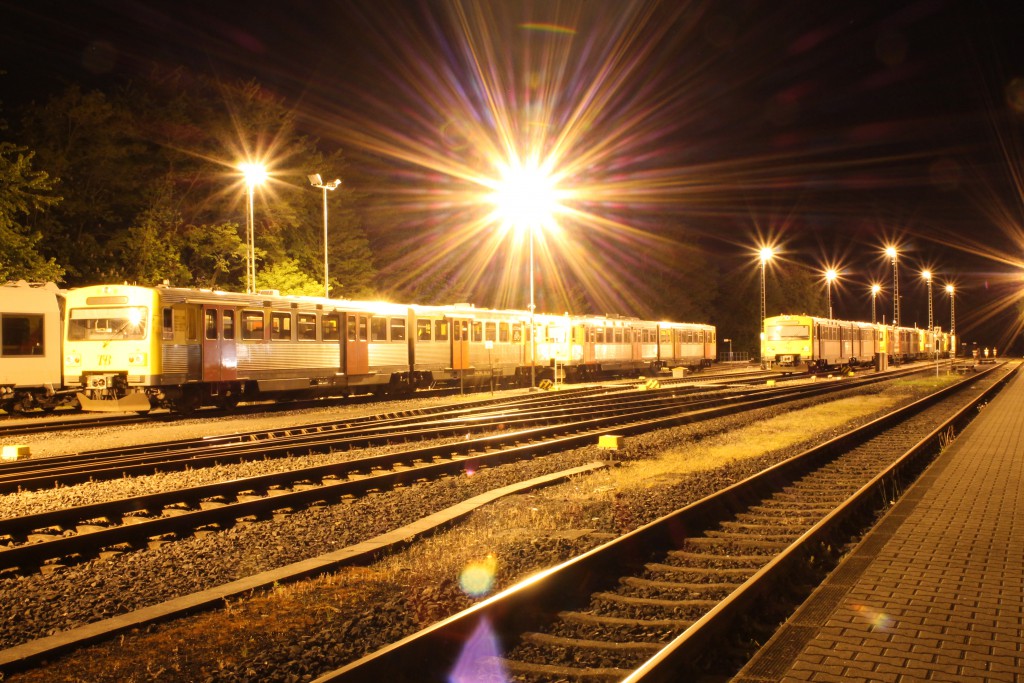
[300,2,719,316]
[488,157,562,232]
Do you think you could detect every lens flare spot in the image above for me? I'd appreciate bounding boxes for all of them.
[459,554,498,597]
[852,603,894,631]
[448,617,509,682]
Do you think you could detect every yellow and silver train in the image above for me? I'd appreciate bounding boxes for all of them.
[763,313,952,374]
[61,284,716,413]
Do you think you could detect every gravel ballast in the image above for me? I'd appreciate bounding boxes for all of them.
[0,377,970,682]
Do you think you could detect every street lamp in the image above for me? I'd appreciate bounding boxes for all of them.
[723,338,733,362]
[308,173,342,298]
[885,246,899,326]
[946,283,956,357]
[759,246,774,366]
[240,163,268,294]
[870,284,881,324]
[922,270,933,330]
[489,156,560,388]
[824,269,838,319]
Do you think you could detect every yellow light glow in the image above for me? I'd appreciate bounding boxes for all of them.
[240,162,268,187]
[871,283,882,295]
[946,284,955,294]
[885,246,898,260]
[489,157,561,231]
[922,270,931,281]
[759,246,775,263]
[825,268,838,282]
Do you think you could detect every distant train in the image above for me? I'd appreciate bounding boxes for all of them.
[0,281,717,414]
[763,313,953,374]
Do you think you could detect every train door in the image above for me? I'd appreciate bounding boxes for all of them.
[345,312,369,375]
[202,305,237,382]
[451,318,471,370]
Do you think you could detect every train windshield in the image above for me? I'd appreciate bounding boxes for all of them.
[767,324,809,340]
[68,307,149,341]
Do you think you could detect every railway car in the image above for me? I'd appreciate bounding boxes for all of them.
[0,281,79,413]
[63,284,423,413]
[63,284,718,413]
[765,313,950,374]
[764,314,881,374]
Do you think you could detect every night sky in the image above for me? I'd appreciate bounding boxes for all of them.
[2,0,1024,350]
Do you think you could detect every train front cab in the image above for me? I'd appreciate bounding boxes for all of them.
[764,315,812,373]
[64,285,164,412]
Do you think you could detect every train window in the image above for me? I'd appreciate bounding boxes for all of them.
[453,321,462,341]
[358,316,368,342]
[346,316,357,342]
[297,314,317,341]
[162,308,174,340]
[1,314,44,356]
[769,325,809,340]
[68,307,149,341]
[499,322,509,342]
[660,329,671,345]
[270,312,292,341]
[485,322,496,342]
[241,311,264,340]
[434,320,449,341]
[472,321,483,342]
[204,310,218,340]
[390,318,406,341]
[614,328,623,344]
[371,317,388,341]
[322,314,340,341]
[417,319,432,341]
[512,323,522,343]
[224,310,235,340]
[596,328,605,344]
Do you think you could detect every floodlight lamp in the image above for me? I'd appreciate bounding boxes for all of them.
[240,163,268,188]
[922,270,931,281]
[308,173,323,186]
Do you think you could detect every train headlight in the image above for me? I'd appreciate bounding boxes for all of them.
[128,353,148,366]
[65,352,81,366]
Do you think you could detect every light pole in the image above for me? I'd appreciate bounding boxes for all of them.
[529,224,536,388]
[922,270,933,330]
[240,163,268,294]
[759,246,774,366]
[885,246,899,326]
[723,338,732,362]
[870,284,881,324]
[825,269,838,319]
[946,283,956,357]
[308,174,342,298]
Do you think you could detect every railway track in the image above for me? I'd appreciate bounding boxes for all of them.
[0,366,926,573]
[316,362,1011,682]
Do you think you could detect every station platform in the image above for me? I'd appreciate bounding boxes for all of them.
[735,363,1024,682]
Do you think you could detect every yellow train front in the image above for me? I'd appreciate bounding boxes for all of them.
[764,314,880,374]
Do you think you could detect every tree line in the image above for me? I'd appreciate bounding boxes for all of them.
[1,66,845,355]
[1,67,375,297]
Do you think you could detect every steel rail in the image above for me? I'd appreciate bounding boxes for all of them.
[0,369,904,571]
[312,363,1007,682]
